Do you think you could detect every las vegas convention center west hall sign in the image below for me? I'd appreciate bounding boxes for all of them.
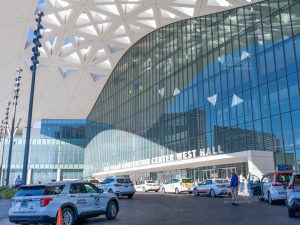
[103,146,223,172]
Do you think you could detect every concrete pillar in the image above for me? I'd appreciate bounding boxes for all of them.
[26,168,32,184]
[247,150,275,178]
[56,168,61,181]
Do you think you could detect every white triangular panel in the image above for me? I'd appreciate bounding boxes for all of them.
[172,6,194,16]
[138,8,154,18]
[78,25,98,36]
[231,94,244,107]
[137,20,157,28]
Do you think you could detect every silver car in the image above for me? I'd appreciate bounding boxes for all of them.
[193,179,230,197]
[98,177,135,198]
[9,181,119,225]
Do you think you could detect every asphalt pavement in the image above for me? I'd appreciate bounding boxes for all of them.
[0,192,299,225]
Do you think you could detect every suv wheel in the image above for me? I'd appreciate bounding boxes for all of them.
[268,193,274,205]
[62,208,74,225]
[108,189,113,193]
[106,201,118,220]
[127,194,134,199]
[210,189,216,198]
[288,208,296,218]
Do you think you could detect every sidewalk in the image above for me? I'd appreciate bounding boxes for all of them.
[0,200,9,219]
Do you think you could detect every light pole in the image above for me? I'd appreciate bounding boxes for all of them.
[5,68,22,186]
[0,102,11,185]
[22,12,43,185]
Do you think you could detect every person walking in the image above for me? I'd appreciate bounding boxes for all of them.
[15,175,22,188]
[230,172,239,205]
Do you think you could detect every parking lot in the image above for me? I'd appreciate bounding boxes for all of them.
[1,192,299,225]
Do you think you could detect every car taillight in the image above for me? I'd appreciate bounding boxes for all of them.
[40,198,53,207]
[287,184,294,190]
[114,184,122,187]
[272,182,283,187]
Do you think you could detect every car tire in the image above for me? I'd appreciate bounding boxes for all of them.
[155,190,158,192]
[128,194,134,199]
[210,189,216,198]
[288,208,296,218]
[258,196,264,201]
[106,201,118,220]
[175,188,179,194]
[62,207,75,225]
[108,189,113,193]
[162,188,166,194]
[193,188,199,196]
[268,193,274,205]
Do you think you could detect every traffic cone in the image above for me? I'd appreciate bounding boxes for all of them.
[56,208,63,225]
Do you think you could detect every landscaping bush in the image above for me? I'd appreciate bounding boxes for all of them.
[0,187,17,199]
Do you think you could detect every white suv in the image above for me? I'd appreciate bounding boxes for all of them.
[161,178,194,194]
[286,172,300,217]
[257,171,292,204]
[135,180,160,192]
[9,181,119,225]
[98,177,135,198]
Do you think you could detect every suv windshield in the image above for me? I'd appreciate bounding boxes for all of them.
[117,179,132,183]
[182,179,193,183]
[215,180,229,183]
[89,179,100,184]
[146,180,155,183]
[102,179,114,184]
[277,174,291,186]
[15,186,46,197]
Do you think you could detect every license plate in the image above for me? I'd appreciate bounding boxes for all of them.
[20,202,28,208]
[279,192,286,195]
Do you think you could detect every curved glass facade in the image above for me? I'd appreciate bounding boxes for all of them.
[84,0,300,177]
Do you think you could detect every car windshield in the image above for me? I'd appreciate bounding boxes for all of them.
[89,179,100,184]
[294,175,300,186]
[15,186,46,197]
[182,179,193,183]
[215,180,229,183]
[277,174,291,185]
[102,178,114,184]
[117,179,132,183]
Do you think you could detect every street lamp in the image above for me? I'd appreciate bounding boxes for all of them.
[5,68,22,186]
[22,12,44,185]
[0,102,11,185]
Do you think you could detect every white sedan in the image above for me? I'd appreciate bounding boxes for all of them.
[135,180,160,192]
[193,179,230,197]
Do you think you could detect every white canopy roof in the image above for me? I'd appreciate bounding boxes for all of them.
[0,0,259,129]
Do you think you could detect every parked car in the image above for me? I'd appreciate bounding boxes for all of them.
[257,171,293,204]
[286,172,300,217]
[135,180,160,192]
[98,177,135,198]
[193,179,230,197]
[9,181,119,225]
[161,178,194,194]
[85,178,101,186]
